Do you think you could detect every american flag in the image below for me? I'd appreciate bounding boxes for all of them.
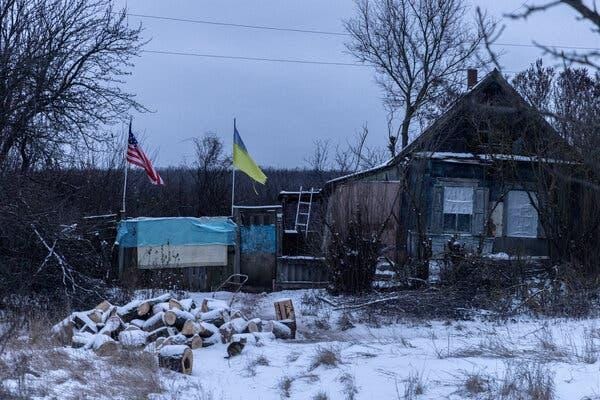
[126,122,164,185]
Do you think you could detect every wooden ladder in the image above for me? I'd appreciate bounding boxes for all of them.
[294,186,315,237]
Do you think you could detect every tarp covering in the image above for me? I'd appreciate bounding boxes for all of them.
[116,217,237,248]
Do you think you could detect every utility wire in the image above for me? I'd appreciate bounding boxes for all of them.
[127,12,600,51]
[141,48,520,73]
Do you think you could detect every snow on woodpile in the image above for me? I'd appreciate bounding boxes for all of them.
[51,294,298,375]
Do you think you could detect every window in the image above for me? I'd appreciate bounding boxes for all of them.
[443,186,474,233]
[506,191,538,238]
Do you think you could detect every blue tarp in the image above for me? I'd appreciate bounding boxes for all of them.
[116,217,237,248]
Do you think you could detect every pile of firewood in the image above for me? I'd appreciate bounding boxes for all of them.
[52,293,297,374]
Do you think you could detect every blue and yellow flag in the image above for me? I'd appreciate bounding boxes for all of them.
[233,125,267,184]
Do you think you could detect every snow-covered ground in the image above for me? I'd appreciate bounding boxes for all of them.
[2,289,600,399]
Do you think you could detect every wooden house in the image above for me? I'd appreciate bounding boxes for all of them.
[323,69,571,266]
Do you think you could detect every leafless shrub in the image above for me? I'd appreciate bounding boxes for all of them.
[464,372,492,395]
[309,345,341,371]
[337,313,355,331]
[278,375,294,398]
[300,291,322,316]
[339,372,359,400]
[313,391,329,400]
[314,314,331,331]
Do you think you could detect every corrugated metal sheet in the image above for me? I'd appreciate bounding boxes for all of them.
[276,256,328,289]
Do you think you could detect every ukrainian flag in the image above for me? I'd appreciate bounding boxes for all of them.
[233,125,267,184]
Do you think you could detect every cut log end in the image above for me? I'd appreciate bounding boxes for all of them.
[158,345,193,374]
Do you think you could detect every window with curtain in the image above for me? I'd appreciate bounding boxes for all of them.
[506,190,538,238]
[443,186,474,233]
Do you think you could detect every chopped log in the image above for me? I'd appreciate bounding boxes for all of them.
[168,299,183,311]
[278,319,297,339]
[229,318,248,334]
[179,298,195,311]
[95,300,112,313]
[200,298,229,313]
[71,312,97,333]
[118,330,148,348]
[198,308,227,327]
[89,334,119,355]
[274,298,296,321]
[142,311,166,332]
[230,310,245,320]
[219,322,234,344]
[232,332,275,345]
[130,319,146,329]
[163,310,195,330]
[88,309,103,324]
[124,324,141,331]
[163,333,188,346]
[245,318,262,333]
[117,300,143,323]
[181,320,219,338]
[51,317,73,344]
[147,326,172,343]
[181,320,201,337]
[99,316,124,340]
[158,345,193,374]
[152,302,170,315]
[271,320,293,340]
[101,306,118,324]
[201,333,220,347]
[71,332,93,348]
[137,293,172,318]
[187,335,203,349]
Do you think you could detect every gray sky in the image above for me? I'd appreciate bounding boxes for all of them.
[118,0,598,168]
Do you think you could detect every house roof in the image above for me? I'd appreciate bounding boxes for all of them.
[325,69,565,190]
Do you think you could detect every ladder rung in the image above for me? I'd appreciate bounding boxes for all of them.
[298,201,311,205]
[299,212,310,216]
[296,223,307,226]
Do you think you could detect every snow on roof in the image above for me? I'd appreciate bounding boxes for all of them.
[325,159,393,185]
[413,152,575,164]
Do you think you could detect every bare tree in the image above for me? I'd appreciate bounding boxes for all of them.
[191,133,231,216]
[477,2,600,71]
[0,0,146,172]
[344,0,488,152]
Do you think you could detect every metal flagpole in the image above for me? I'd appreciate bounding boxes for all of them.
[231,118,236,217]
[121,119,130,215]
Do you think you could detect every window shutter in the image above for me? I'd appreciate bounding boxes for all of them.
[430,186,444,233]
[472,188,489,235]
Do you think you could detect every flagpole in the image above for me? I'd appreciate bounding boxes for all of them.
[121,118,130,216]
[231,118,236,217]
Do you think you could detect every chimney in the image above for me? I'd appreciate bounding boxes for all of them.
[467,68,478,89]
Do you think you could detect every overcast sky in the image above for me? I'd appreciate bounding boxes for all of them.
[116,0,598,168]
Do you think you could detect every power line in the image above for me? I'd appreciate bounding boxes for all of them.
[142,49,522,74]
[141,49,367,66]
[126,13,347,36]
[126,12,600,51]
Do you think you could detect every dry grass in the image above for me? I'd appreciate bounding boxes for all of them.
[339,372,359,400]
[463,372,492,395]
[313,391,329,400]
[309,345,341,371]
[278,375,294,398]
[337,313,355,331]
[245,354,270,377]
[402,369,426,399]
[500,361,555,400]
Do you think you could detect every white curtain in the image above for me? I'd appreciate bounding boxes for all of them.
[443,186,474,214]
[506,191,538,238]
